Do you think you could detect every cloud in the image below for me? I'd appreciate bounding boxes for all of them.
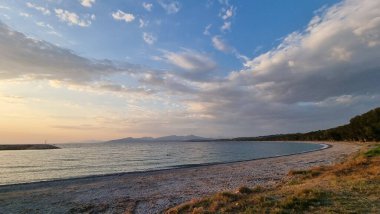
[203,24,212,35]
[218,5,235,33]
[139,72,199,94]
[2,0,380,138]
[19,12,31,18]
[143,32,156,45]
[211,36,245,60]
[234,0,380,104]
[187,0,380,135]
[35,21,62,37]
[26,2,51,15]
[158,0,181,14]
[96,83,155,95]
[112,10,135,23]
[161,49,217,73]
[80,0,95,8]
[54,9,94,27]
[221,21,231,32]
[123,0,380,137]
[0,5,10,10]
[0,21,151,96]
[52,124,101,130]
[212,36,230,52]
[1,14,10,20]
[142,2,153,12]
[220,6,235,20]
[0,21,111,82]
[36,21,54,30]
[139,19,148,28]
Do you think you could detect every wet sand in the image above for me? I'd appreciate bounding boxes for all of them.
[0,142,361,214]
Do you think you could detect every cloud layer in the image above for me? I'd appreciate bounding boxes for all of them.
[193,0,380,135]
[1,0,380,138]
[0,22,150,95]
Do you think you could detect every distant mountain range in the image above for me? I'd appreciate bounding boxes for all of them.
[105,135,213,143]
[105,107,380,144]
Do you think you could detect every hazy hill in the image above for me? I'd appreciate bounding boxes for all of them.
[105,107,380,143]
[105,135,213,143]
[232,107,380,142]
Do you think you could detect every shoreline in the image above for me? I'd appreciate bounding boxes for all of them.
[0,141,361,214]
[0,142,330,188]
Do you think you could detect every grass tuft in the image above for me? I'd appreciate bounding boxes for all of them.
[279,189,331,212]
[237,186,253,194]
[288,169,322,179]
[364,145,380,157]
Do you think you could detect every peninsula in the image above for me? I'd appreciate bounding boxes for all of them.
[0,144,60,151]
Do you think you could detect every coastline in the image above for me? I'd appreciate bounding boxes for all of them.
[0,144,59,151]
[0,141,330,188]
[0,141,361,214]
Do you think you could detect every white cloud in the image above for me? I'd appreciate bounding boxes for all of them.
[139,19,148,28]
[54,9,93,27]
[203,24,212,35]
[0,5,10,10]
[80,0,95,8]
[162,50,217,72]
[221,6,234,20]
[112,10,135,23]
[143,32,156,45]
[218,5,235,33]
[212,36,230,52]
[26,2,50,15]
[35,21,61,37]
[221,21,231,32]
[158,0,180,14]
[142,2,153,12]
[19,12,31,18]
[36,21,54,30]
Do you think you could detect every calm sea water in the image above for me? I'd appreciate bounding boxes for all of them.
[0,141,324,185]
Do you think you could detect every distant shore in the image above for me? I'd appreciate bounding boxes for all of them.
[0,141,361,214]
[0,144,60,150]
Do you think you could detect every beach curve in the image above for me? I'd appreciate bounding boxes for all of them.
[0,142,361,214]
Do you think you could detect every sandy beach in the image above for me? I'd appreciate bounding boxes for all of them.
[0,142,361,214]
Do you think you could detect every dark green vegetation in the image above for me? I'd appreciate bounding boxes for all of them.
[0,144,60,150]
[230,107,380,142]
[364,145,380,157]
[166,144,380,213]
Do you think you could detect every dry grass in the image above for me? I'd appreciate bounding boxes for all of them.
[166,144,380,214]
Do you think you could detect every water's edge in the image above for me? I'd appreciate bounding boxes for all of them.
[0,142,330,189]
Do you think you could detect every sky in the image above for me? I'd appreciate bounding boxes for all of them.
[0,0,380,144]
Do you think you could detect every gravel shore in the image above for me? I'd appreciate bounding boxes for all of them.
[0,142,361,214]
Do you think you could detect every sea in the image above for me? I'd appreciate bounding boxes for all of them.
[0,141,325,185]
